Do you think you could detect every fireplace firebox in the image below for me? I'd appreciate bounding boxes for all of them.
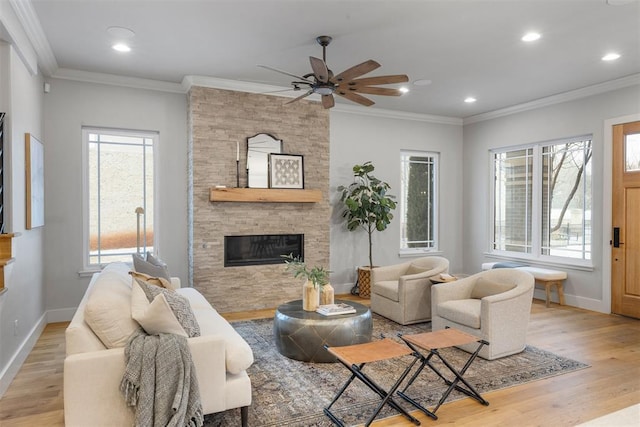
[224,234,303,267]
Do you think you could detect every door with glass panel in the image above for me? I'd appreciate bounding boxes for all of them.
[612,121,640,319]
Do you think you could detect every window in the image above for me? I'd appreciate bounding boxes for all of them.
[492,135,592,263]
[400,151,438,252]
[83,128,157,268]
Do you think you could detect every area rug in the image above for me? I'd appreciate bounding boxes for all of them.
[204,315,588,427]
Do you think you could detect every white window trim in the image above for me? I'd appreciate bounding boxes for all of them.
[399,150,440,255]
[488,135,594,269]
[81,126,159,272]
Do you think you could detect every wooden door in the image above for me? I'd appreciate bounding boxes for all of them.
[612,121,640,319]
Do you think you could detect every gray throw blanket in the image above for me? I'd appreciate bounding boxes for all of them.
[120,329,204,427]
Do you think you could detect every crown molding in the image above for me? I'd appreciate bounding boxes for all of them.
[9,0,57,76]
[52,68,184,93]
[463,73,640,125]
[182,75,461,125]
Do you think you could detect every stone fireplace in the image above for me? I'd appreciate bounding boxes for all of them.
[188,86,330,313]
[224,233,304,267]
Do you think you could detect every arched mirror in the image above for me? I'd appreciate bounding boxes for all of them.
[247,133,282,188]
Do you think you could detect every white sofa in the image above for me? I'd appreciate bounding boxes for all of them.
[64,262,254,426]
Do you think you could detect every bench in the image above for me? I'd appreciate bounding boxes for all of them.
[481,262,567,308]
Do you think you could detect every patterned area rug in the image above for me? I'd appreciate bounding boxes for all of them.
[204,315,588,427]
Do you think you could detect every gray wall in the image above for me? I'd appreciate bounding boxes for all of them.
[329,110,464,291]
[0,44,45,395]
[463,85,640,312]
[42,79,188,318]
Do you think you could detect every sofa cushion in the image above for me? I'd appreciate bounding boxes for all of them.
[373,280,399,302]
[437,299,482,328]
[132,252,170,280]
[471,277,516,299]
[131,280,188,337]
[129,270,172,289]
[84,264,140,349]
[190,305,254,375]
[137,279,201,338]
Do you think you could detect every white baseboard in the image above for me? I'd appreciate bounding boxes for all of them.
[0,313,47,398]
[333,282,356,296]
[47,307,76,323]
[533,289,608,313]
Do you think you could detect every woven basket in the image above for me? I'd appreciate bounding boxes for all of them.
[357,266,373,298]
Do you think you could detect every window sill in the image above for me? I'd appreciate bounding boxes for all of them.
[484,252,594,272]
[399,249,443,258]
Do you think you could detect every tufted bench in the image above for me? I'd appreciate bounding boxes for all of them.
[481,262,567,308]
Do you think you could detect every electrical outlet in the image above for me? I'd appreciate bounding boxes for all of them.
[13,319,18,336]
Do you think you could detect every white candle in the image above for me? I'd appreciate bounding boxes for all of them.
[236,142,239,161]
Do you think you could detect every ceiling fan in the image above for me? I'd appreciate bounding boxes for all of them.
[259,36,409,109]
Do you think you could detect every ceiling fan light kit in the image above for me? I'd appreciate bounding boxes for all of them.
[260,35,409,109]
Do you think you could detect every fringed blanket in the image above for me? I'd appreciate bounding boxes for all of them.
[121,329,204,427]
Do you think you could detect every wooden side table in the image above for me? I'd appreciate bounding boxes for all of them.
[398,328,489,420]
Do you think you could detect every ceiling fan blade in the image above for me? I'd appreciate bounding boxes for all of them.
[309,57,329,83]
[335,90,375,107]
[348,86,404,96]
[284,90,313,105]
[321,94,335,109]
[346,74,409,86]
[258,64,314,83]
[331,60,381,83]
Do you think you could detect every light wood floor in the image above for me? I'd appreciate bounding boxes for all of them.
[0,297,638,427]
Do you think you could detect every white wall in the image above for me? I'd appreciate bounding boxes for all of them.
[463,85,640,312]
[329,110,464,292]
[42,79,188,317]
[0,44,46,396]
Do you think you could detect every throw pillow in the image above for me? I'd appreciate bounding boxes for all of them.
[471,277,516,299]
[129,270,172,289]
[132,252,171,280]
[131,280,188,337]
[146,251,168,269]
[135,278,201,337]
[405,264,429,275]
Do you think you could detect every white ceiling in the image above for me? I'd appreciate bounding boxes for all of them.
[23,0,640,118]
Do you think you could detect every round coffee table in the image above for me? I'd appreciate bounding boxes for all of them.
[274,299,372,363]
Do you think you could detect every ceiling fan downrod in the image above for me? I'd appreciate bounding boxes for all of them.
[316,35,332,63]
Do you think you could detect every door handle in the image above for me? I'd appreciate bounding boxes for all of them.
[613,227,624,247]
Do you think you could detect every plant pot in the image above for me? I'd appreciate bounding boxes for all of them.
[302,280,320,311]
[320,283,335,305]
[357,266,375,298]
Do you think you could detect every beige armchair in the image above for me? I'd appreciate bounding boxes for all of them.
[371,256,449,325]
[431,269,535,360]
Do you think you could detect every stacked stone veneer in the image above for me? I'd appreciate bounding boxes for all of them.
[188,86,330,313]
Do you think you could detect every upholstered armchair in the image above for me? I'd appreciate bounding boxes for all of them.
[371,256,449,325]
[431,268,535,360]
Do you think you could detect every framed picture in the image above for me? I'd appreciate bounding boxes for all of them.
[25,133,44,229]
[269,154,304,189]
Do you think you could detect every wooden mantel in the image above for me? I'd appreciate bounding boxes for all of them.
[210,187,322,203]
[0,232,19,294]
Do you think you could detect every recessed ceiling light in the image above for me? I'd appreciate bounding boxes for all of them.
[413,79,432,86]
[112,43,131,53]
[602,52,621,61]
[464,97,477,104]
[399,87,409,94]
[522,32,541,42]
[107,26,135,39]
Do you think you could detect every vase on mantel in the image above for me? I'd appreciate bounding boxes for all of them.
[320,283,334,306]
[302,280,320,311]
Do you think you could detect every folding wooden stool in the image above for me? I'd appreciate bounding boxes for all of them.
[323,338,421,427]
[397,328,489,420]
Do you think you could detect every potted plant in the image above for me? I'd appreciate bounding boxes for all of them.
[338,161,397,297]
[282,254,333,311]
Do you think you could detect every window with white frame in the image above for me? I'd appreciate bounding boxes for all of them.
[400,151,438,252]
[83,127,157,268]
[492,135,592,263]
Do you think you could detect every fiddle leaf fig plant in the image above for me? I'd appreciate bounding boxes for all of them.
[338,161,397,268]
[281,253,330,289]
